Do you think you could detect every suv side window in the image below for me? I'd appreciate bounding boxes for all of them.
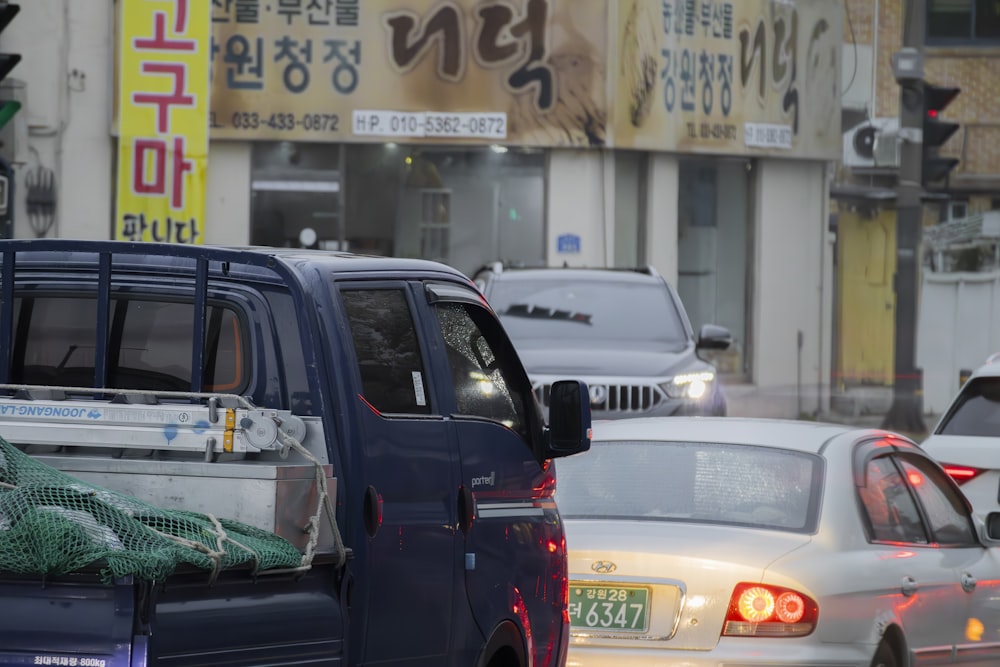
[938,377,1000,436]
[341,288,431,415]
[434,301,528,438]
[858,455,929,544]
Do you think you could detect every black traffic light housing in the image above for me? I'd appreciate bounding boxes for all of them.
[0,2,20,133]
[921,82,960,188]
[0,1,17,239]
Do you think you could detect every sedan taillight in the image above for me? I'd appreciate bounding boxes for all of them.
[722,582,818,637]
[941,463,985,485]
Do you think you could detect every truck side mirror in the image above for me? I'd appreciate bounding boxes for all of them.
[545,379,591,459]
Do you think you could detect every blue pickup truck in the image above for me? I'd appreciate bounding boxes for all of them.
[0,240,591,667]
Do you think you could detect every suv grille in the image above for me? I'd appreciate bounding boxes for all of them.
[535,382,667,413]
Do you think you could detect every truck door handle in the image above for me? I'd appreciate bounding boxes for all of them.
[363,485,382,538]
[458,485,474,534]
[901,575,918,596]
[962,572,977,593]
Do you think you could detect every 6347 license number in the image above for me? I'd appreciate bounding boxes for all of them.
[568,585,650,632]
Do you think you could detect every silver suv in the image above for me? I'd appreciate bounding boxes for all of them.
[474,264,731,419]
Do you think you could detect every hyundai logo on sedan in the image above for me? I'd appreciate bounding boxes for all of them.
[588,385,607,406]
[591,560,617,574]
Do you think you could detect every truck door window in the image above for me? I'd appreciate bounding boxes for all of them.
[434,302,528,438]
[341,289,431,415]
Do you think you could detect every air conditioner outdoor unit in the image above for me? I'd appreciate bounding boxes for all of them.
[842,117,898,169]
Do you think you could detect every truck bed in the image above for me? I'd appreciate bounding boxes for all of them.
[0,561,345,667]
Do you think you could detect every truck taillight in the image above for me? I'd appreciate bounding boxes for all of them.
[722,583,817,637]
[941,463,984,485]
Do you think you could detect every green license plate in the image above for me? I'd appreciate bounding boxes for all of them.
[568,585,650,632]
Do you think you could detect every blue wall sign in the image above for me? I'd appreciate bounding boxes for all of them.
[557,234,581,254]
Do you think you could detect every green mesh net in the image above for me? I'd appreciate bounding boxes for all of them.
[0,437,304,583]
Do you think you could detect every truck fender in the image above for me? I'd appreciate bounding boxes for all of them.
[475,619,527,667]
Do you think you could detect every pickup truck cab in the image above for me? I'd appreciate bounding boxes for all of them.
[0,240,591,667]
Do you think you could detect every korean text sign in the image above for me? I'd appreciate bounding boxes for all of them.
[208,0,607,147]
[116,0,210,244]
[614,0,842,159]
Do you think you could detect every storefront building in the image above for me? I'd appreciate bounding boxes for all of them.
[4,0,842,417]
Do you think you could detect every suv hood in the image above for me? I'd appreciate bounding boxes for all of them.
[514,341,698,377]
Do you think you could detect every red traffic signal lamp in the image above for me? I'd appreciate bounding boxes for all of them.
[922,82,960,187]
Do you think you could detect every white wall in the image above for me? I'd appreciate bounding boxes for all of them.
[7,0,114,239]
[644,153,679,287]
[204,143,251,245]
[545,149,607,267]
[739,159,831,417]
[917,271,1000,414]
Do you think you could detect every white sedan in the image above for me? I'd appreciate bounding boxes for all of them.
[554,417,1000,667]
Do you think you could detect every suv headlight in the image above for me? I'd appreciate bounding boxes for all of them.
[662,371,715,400]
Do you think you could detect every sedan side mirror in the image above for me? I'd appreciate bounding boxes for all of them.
[696,324,732,351]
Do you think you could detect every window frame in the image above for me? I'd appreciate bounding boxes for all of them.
[926,0,1000,45]
[424,281,545,458]
[10,290,251,395]
[854,441,981,548]
[337,282,439,418]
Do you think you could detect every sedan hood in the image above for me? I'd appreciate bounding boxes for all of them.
[515,342,695,377]
[564,519,811,651]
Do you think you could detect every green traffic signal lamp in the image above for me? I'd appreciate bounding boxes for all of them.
[0,99,19,131]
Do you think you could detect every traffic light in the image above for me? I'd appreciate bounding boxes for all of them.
[921,82,960,188]
[0,2,20,133]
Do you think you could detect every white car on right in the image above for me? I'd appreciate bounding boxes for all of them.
[922,360,1000,518]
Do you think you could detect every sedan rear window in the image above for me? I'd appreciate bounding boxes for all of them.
[937,377,1000,436]
[554,440,822,533]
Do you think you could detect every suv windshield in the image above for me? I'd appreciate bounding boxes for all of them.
[938,377,1000,436]
[487,278,689,349]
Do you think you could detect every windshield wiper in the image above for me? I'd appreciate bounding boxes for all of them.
[503,303,592,325]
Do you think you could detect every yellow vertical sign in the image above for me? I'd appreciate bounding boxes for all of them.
[115,0,210,243]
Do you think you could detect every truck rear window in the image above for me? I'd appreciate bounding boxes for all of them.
[11,296,247,393]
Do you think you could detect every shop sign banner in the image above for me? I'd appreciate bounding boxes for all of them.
[208,0,608,146]
[115,0,210,244]
[613,0,842,159]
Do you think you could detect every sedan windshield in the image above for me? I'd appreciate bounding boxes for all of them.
[554,441,822,533]
[487,279,688,349]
